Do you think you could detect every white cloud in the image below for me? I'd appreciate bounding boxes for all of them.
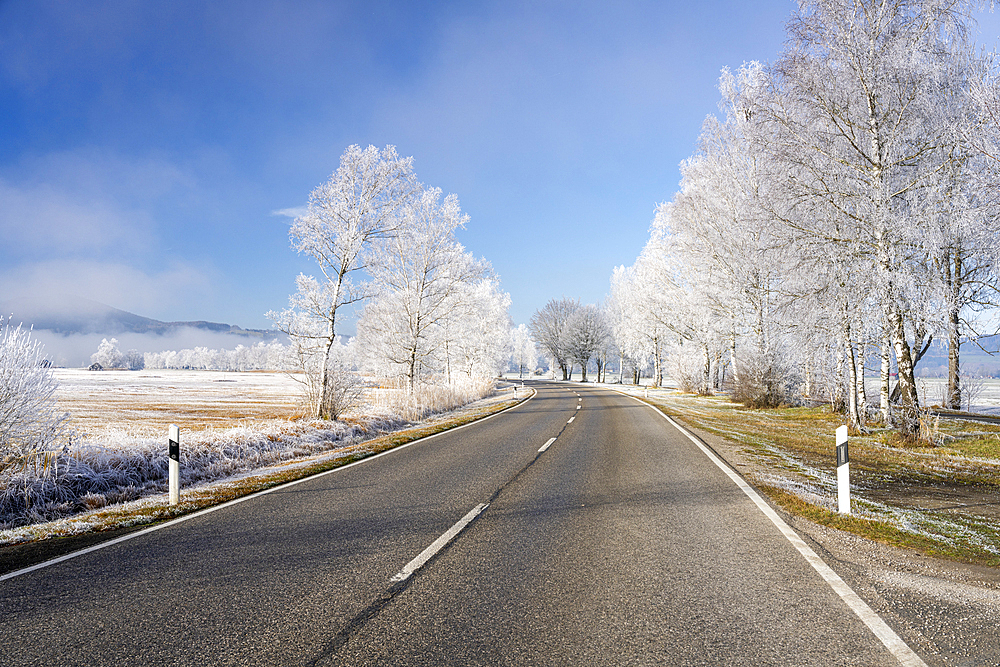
[0,149,196,259]
[0,258,221,322]
[271,205,308,219]
[0,177,151,255]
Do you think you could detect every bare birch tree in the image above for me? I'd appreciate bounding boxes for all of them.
[268,144,418,419]
[529,298,580,380]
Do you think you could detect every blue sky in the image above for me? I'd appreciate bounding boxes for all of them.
[3,0,1000,333]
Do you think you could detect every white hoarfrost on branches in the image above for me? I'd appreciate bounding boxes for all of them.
[595,0,1000,434]
[0,318,69,474]
[91,338,124,369]
[529,298,580,380]
[509,324,538,378]
[357,187,510,391]
[565,304,611,383]
[268,144,420,419]
[144,341,289,371]
[269,145,511,421]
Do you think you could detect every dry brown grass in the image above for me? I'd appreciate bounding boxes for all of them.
[631,387,1000,567]
[53,369,305,435]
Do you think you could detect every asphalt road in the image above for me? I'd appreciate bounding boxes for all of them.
[0,382,917,665]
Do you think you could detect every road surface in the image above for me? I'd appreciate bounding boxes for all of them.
[0,382,919,665]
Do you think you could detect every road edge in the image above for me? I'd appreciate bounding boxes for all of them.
[613,388,928,667]
[0,386,537,582]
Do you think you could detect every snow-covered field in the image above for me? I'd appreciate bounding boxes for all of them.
[53,369,305,438]
[873,377,1000,415]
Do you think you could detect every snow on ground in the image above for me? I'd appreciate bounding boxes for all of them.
[912,378,1000,415]
[53,369,306,438]
[868,377,1000,415]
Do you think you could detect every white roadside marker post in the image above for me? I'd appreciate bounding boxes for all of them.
[836,424,850,515]
[169,424,180,506]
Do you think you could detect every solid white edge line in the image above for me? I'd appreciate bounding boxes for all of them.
[538,437,557,453]
[0,387,538,584]
[390,503,489,583]
[617,390,927,667]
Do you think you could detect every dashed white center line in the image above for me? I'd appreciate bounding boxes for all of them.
[567,416,575,424]
[576,405,581,410]
[390,503,489,583]
[538,437,557,453]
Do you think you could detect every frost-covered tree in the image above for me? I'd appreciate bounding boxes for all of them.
[607,265,654,384]
[123,349,144,371]
[268,144,419,419]
[0,319,69,473]
[740,0,992,429]
[597,0,1000,429]
[358,187,495,390]
[444,279,512,382]
[529,298,580,380]
[565,304,610,382]
[509,324,538,378]
[91,338,125,369]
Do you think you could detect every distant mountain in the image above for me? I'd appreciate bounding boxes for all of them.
[0,295,279,339]
[928,335,1000,376]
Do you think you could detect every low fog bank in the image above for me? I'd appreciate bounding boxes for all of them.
[32,328,288,368]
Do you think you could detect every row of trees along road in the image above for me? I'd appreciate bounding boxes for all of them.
[269,145,511,420]
[613,0,1000,436]
[529,299,613,382]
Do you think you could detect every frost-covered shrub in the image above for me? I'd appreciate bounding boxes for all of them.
[670,352,709,394]
[0,318,70,470]
[0,371,498,529]
[732,348,800,409]
[0,416,409,529]
[367,377,496,422]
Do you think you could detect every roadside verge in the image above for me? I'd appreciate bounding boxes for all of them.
[0,387,535,577]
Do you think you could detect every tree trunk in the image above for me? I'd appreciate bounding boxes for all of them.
[714,350,723,391]
[889,305,920,434]
[702,343,711,395]
[946,306,961,410]
[803,358,812,398]
[855,341,867,410]
[653,336,663,387]
[318,317,337,420]
[833,343,845,413]
[729,328,739,387]
[846,328,861,430]
[880,335,891,423]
